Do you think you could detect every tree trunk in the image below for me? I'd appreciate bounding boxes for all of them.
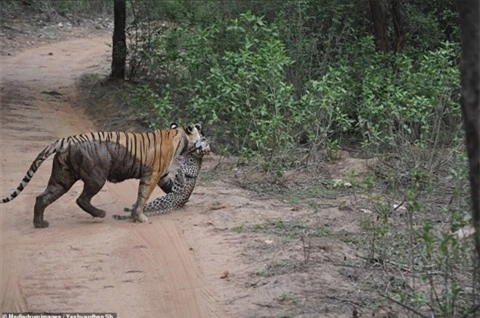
[390,0,405,52]
[110,0,127,80]
[369,0,388,52]
[456,0,480,261]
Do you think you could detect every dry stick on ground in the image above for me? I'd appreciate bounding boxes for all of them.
[381,294,430,318]
[457,0,480,261]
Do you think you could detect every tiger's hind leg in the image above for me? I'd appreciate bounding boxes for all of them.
[76,178,107,218]
[34,159,78,228]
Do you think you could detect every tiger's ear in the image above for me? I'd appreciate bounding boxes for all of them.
[170,122,178,129]
[194,123,202,132]
[186,123,195,134]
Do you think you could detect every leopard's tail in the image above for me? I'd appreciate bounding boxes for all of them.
[1,138,65,203]
[112,202,176,220]
[112,214,131,220]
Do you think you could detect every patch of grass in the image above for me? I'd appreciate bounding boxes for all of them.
[256,259,303,277]
[276,293,297,304]
[339,232,368,250]
[231,225,244,233]
[315,226,332,237]
[252,220,306,237]
[251,220,306,238]
[79,72,103,83]
[241,219,333,239]
[250,180,354,203]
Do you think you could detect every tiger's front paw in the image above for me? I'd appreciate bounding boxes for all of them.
[134,213,148,223]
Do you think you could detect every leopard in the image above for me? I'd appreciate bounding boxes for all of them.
[112,137,209,220]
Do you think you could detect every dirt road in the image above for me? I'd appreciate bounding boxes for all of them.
[0,38,224,317]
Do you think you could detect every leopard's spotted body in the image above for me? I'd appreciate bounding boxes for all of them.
[113,138,209,220]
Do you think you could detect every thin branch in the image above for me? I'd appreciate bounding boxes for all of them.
[381,294,429,318]
[460,304,480,318]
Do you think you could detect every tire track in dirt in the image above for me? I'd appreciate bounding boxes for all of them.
[0,37,224,317]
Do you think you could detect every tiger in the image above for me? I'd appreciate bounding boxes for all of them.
[0,122,205,228]
[113,136,209,220]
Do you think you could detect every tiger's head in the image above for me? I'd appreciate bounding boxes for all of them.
[170,122,210,155]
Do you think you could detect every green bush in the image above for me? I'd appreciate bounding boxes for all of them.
[190,13,297,156]
[129,85,174,129]
[275,0,366,90]
[129,13,300,164]
[127,13,461,173]
[302,37,461,150]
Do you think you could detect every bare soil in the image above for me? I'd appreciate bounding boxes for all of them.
[0,21,394,318]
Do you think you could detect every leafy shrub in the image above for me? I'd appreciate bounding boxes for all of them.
[302,37,461,152]
[275,0,366,90]
[127,13,462,175]
[128,85,174,129]
[128,13,300,164]
[361,149,476,317]
[190,13,297,157]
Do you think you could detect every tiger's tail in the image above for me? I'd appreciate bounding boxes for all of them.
[1,138,64,203]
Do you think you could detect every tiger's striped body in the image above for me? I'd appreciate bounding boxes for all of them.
[1,123,205,228]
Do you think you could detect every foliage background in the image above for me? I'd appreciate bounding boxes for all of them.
[122,0,461,162]
[120,1,478,316]
[4,0,478,316]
